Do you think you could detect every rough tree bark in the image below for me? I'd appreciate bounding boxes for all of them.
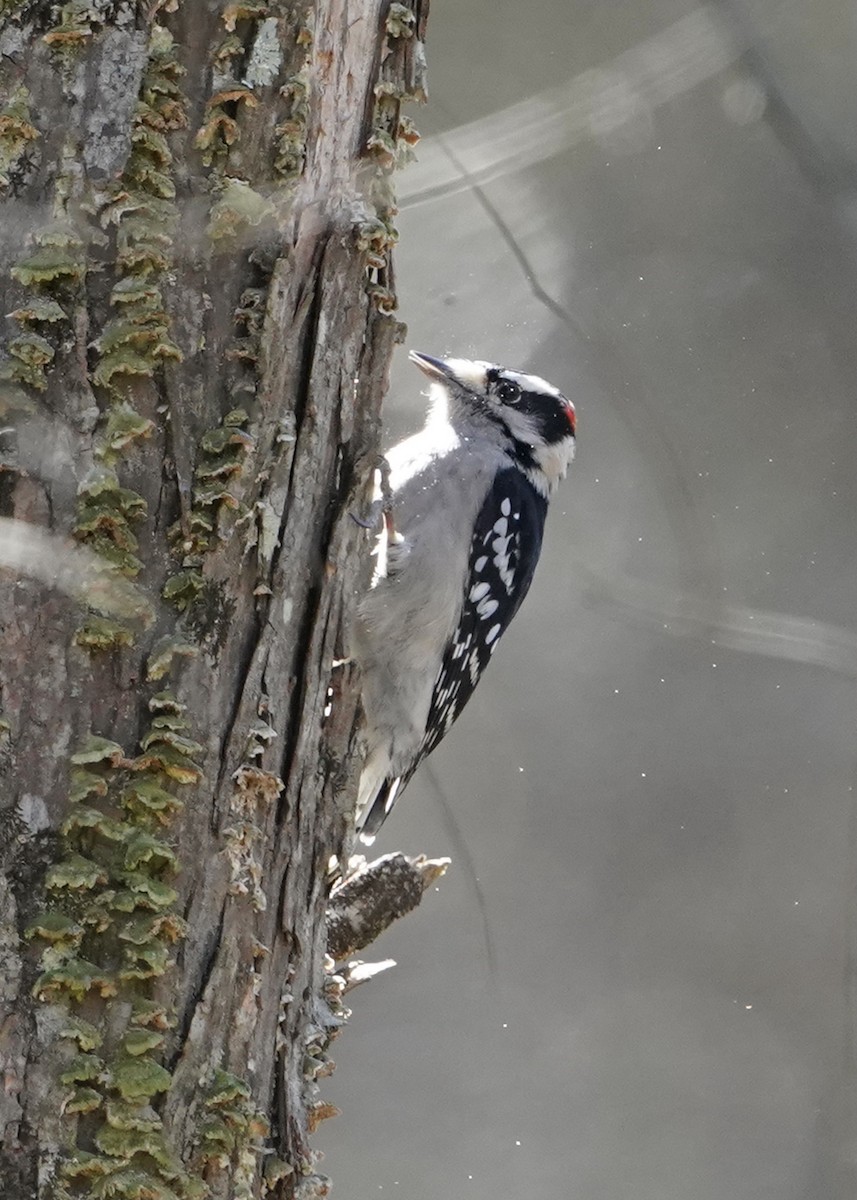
[0,1,428,1197]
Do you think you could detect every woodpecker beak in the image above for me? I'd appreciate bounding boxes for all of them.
[408,352,488,393]
[408,351,454,382]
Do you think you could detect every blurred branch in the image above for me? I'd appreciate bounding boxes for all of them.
[0,515,152,622]
[401,4,742,208]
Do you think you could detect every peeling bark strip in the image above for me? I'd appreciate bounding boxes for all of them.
[0,2,430,1198]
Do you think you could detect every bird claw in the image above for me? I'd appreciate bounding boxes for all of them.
[351,454,397,538]
[376,454,398,541]
[350,500,384,529]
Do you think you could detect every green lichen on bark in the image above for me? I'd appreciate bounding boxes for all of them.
[354,5,426,315]
[274,13,312,182]
[64,21,186,650]
[168,406,254,566]
[0,0,28,20]
[196,84,259,167]
[42,1,101,53]
[274,68,309,181]
[196,3,287,173]
[73,466,149,590]
[198,1,314,211]
[28,691,205,1199]
[0,85,39,191]
[224,764,282,911]
[93,23,184,400]
[10,223,87,289]
[195,1068,271,1198]
[2,223,81,417]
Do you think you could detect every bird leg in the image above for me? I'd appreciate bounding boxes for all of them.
[377,454,398,542]
[351,454,396,536]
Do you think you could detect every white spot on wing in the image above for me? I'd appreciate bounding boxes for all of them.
[486,623,502,644]
[384,778,402,813]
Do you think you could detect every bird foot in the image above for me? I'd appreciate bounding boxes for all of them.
[351,454,397,538]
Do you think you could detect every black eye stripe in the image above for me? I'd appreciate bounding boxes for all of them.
[483,366,574,445]
[495,380,521,403]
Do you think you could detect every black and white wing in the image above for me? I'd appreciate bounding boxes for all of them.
[417,466,548,767]
[358,470,549,840]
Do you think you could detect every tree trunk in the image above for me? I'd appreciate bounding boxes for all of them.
[0,2,428,1197]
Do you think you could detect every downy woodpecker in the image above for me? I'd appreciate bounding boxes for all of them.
[352,351,576,841]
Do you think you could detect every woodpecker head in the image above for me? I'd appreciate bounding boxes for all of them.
[409,350,576,494]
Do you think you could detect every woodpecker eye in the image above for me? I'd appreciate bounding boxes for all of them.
[495,380,521,404]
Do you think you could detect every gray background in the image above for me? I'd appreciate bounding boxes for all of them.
[320,2,857,1196]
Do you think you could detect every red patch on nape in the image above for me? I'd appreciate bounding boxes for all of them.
[565,401,577,435]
